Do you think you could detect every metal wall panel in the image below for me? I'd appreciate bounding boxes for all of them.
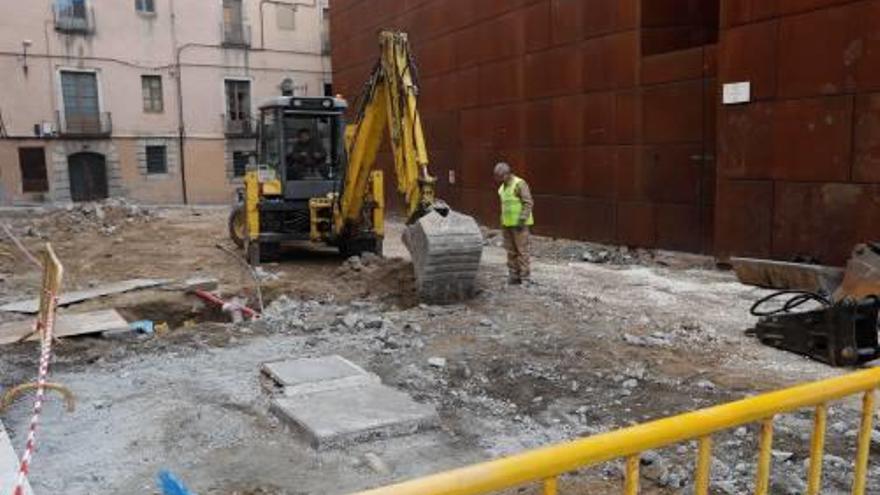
[641,47,706,85]
[718,20,778,100]
[479,58,525,106]
[616,201,656,247]
[583,91,616,144]
[771,95,853,182]
[643,144,704,204]
[715,180,774,258]
[777,3,862,98]
[581,146,618,199]
[772,182,868,264]
[525,44,583,98]
[717,102,775,179]
[656,203,703,252]
[720,0,778,27]
[642,80,706,144]
[854,93,880,182]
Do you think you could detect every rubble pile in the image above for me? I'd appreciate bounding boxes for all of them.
[21,199,155,238]
[526,235,655,266]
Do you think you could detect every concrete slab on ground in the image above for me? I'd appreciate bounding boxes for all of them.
[270,384,439,449]
[261,355,379,396]
[0,310,129,345]
[0,421,32,495]
[0,278,170,313]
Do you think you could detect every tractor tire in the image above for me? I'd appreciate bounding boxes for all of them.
[229,204,246,249]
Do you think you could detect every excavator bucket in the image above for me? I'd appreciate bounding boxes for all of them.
[403,208,484,304]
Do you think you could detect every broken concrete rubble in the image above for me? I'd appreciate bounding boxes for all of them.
[0,209,877,494]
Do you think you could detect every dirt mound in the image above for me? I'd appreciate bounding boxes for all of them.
[336,253,418,307]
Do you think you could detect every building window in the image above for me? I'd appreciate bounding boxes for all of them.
[18,148,49,193]
[321,7,330,53]
[60,70,103,134]
[54,0,92,33]
[232,151,249,177]
[225,79,252,134]
[223,0,249,46]
[135,0,154,13]
[323,82,333,97]
[142,75,163,113]
[277,5,295,30]
[146,145,167,174]
[56,0,87,20]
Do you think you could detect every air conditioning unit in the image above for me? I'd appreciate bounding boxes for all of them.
[34,122,56,137]
[42,122,56,136]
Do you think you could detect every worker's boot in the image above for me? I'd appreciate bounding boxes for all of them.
[508,272,522,285]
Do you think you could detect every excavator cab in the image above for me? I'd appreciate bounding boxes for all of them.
[259,97,344,199]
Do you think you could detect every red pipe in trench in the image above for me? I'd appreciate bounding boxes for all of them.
[193,289,260,320]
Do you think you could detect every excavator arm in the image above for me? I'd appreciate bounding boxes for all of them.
[339,30,434,226]
[339,31,483,303]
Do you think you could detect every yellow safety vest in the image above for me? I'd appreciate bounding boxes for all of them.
[498,176,534,228]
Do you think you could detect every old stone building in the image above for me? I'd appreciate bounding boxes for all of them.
[0,0,331,205]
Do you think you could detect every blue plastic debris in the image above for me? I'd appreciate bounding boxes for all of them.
[158,470,194,495]
[129,320,155,335]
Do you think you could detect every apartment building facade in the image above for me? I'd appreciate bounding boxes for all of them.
[0,0,331,205]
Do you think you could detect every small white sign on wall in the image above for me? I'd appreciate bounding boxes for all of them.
[723,82,751,105]
[448,170,456,185]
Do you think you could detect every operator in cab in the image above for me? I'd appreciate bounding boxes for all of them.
[287,128,328,179]
[494,161,535,286]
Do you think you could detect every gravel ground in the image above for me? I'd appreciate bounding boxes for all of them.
[0,206,877,495]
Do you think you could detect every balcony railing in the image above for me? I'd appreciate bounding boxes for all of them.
[223,114,255,136]
[222,22,251,47]
[321,28,331,55]
[53,1,95,34]
[56,111,112,137]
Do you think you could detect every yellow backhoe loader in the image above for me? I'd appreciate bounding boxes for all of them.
[229,31,483,303]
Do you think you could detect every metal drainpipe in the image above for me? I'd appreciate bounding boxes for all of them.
[171,0,189,204]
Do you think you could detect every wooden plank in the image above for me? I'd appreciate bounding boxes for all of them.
[0,278,169,314]
[731,257,844,294]
[0,310,128,345]
[0,420,32,495]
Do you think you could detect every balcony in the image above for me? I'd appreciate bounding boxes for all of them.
[223,114,255,137]
[221,22,251,47]
[53,1,95,34]
[56,111,112,137]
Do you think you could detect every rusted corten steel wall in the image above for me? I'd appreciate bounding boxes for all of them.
[331,0,718,253]
[717,0,880,265]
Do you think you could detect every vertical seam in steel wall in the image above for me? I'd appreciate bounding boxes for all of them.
[700,43,708,253]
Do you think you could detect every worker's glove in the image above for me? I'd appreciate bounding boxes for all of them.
[517,219,527,230]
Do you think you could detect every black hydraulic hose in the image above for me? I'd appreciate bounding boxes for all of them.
[750,290,832,317]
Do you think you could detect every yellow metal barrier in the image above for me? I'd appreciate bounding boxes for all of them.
[353,368,880,495]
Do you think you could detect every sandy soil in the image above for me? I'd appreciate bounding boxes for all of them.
[0,205,876,495]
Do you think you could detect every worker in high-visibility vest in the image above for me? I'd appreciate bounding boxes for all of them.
[494,162,534,285]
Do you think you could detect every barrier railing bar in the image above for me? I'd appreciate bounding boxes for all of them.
[542,477,557,495]
[755,418,774,495]
[853,389,876,495]
[807,404,827,495]
[694,436,712,495]
[623,455,639,495]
